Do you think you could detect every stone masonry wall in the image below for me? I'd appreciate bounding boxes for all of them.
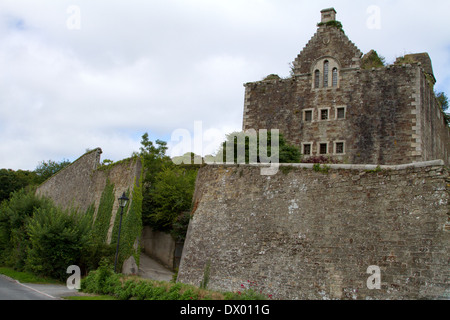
[243,64,450,166]
[177,161,450,300]
[36,148,142,244]
[35,148,102,213]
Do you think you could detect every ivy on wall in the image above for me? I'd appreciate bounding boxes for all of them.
[110,173,143,271]
[87,157,144,272]
[91,179,115,245]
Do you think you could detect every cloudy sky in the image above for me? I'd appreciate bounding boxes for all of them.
[1,0,449,170]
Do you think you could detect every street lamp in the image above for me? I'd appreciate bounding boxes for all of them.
[114,192,129,273]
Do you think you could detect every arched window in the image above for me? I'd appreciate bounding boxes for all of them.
[332,68,338,87]
[314,70,320,88]
[323,60,329,87]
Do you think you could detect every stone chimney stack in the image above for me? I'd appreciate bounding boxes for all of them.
[321,8,337,23]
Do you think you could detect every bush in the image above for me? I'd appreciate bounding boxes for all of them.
[25,206,92,282]
[0,189,54,269]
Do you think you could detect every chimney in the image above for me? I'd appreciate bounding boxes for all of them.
[321,8,337,23]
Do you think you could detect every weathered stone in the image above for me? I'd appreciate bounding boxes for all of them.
[122,256,138,275]
[242,9,450,166]
[177,162,450,300]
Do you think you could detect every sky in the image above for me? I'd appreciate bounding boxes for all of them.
[0,0,449,170]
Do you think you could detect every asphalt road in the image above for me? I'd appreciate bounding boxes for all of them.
[0,275,57,300]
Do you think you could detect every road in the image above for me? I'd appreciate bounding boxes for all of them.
[0,275,57,300]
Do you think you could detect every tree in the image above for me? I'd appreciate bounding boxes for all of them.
[147,166,197,231]
[214,130,301,164]
[435,91,449,126]
[0,169,39,204]
[34,159,71,183]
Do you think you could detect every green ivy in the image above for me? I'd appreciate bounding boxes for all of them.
[110,173,143,271]
[92,179,115,245]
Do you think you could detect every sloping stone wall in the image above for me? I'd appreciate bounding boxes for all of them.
[177,161,450,300]
[36,148,142,245]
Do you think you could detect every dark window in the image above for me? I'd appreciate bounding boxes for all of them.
[323,61,329,87]
[314,70,320,88]
[304,110,313,122]
[332,68,338,87]
[321,109,329,120]
[303,144,312,155]
[337,107,346,119]
[336,142,344,154]
[320,143,328,155]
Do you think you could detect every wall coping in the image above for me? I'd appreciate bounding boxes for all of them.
[202,160,445,171]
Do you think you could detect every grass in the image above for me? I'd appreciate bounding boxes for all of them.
[0,266,62,284]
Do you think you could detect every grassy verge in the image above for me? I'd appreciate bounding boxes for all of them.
[0,266,62,284]
[81,263,270,300]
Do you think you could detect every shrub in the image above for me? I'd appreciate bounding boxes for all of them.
[0,189,54,269]
[25,206,92,282]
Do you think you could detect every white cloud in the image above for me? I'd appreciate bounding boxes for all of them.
[0,0,449,170]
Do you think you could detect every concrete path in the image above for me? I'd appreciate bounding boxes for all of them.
[138,253,174,282]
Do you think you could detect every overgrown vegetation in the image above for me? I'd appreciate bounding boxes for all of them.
[80,260,270,300]
[139,133,198,237]
[0,159,71,205]
[317,20,344,33]
[361,50,386,70]
[263,74,281,81]
[436,91,450,126]
[0,190,99,281]
[210,131,301,164]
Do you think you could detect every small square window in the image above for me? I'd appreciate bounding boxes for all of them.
[335,142,344,154]
[320,109,329,120]
[337,107,346,119]
[304,110,313,122]
[303,144,312,156]
[320,143,328,155]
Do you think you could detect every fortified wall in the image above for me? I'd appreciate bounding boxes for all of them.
[177,161,450,299]
[36,148,143,246]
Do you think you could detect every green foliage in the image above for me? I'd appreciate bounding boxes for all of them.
[0,169,39,204]
[0,189,54,268]
[435,91,449,112]
[214,131,301,164]
[34,159,71,183]
[222,280,271,300]
[139,132,171,186]
[110,177,143,270]
[0,266,61,284]
[435,91,450,126]
[361,50,386,70]
[80,265,263,300]
[313,163,330,174]
[263,74,281,81]
[91,179,115,245]
[25,205,92,282]
[199,260,211,289]
[146,166,197,231]
[81,259,120,295]
[317,20,344,32]
[365,165,382,174]
[170,211,192,242]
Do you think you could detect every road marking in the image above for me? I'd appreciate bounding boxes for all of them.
[15,281,58,300]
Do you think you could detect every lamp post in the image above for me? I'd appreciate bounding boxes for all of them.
[114,192,129,273]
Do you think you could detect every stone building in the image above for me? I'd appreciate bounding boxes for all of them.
[242,8,450,165]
